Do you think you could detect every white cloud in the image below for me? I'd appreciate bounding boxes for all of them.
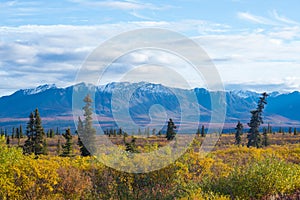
[268,26,300,41]
[0,0,41,19]
[125,52,149,63]
[237,12,276,25]
[271,10,299,25]
[92,1,146,10]
[69,0,164,10]
[0,1,17,7]
[238,10,300,28]
[129,11,153,20]
[194,32,300,92]
[0,18,300,95]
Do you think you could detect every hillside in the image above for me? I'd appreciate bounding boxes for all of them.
[0,82,299,131]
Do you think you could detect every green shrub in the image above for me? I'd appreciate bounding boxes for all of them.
[206,158,300,199]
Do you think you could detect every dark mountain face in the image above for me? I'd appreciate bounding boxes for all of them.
[0,85,73,118]
[265,91,300,121]
[0,82,299,131]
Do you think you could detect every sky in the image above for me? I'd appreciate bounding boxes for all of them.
[1,0,300,95]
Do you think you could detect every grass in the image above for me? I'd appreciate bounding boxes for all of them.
[7,132,300,156]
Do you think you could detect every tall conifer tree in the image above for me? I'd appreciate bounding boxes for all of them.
[34,108,45,155]
[166,118,176,140]
[235,121,243,145]
[61,128,73,157]
[247,93,268,148]
[23,109,46,155]
[23,112,35,154]
[78,94,97,156]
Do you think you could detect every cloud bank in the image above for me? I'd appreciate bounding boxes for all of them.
[0,6,300,95]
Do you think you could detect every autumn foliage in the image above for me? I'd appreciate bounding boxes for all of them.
[1,135,300,199]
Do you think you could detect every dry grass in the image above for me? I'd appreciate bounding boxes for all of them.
[7,132,300,155]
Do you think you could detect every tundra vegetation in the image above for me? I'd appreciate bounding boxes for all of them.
[1,93,300,199]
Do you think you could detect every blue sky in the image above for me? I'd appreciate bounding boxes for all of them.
[0,0,300,95]
[1,0,300,28]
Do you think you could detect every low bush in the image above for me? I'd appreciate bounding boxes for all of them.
[206,158,300,199]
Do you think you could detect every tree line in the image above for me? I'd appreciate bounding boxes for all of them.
[234,92,298,148]
[3,92,300,158]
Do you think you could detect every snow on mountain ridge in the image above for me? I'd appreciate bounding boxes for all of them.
[231,90,259,98]
[97,82,172,94]
[11,82,296,97]
[22,84,57,95]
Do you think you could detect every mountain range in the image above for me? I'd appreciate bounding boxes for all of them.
[0,82,299,133]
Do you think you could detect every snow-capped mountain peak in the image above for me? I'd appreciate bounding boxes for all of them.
[231,90,259,98]
[22,84,57,95]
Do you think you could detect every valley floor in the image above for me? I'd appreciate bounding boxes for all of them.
[1,133,300,199]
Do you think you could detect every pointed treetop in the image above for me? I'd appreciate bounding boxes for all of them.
[84,94,93,103]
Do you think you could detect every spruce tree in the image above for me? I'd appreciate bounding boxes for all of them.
[42,139,48,155]
[78,101,96,157]
[23,112,35,154]
[50,129,55,138]
[124,131,128,137]
[152,128,156,136]
[23,109,46,155]
[109,128,113,137]
[267,123,271,133]
[118,127,123,136]
[16,128,20,146]
[294,128,298,136]
[61,128,73,157]
[78,136,90,156]
[201,125,206,137]
[123,134,126,144]
[56,127,60,136]
[56,139,62,155]
[34,108,45,155]
[11,127,15,139]
[196,127,201,137]
[288,127,292,134]
[262,127,269,147]
[235,121,243,145]
[82,94,97,154]
[158,130,162,136]
[103,129,107,136]
[125,137,139,153]
[267,123,274,134]
[6,136,10,145]
[166,118,177,140]
[16,127,19,138]
[19,125,23,138]
[247,92,268,148]
[77,116,90,156]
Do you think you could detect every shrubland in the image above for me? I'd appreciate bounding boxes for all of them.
[1,135,300,199]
